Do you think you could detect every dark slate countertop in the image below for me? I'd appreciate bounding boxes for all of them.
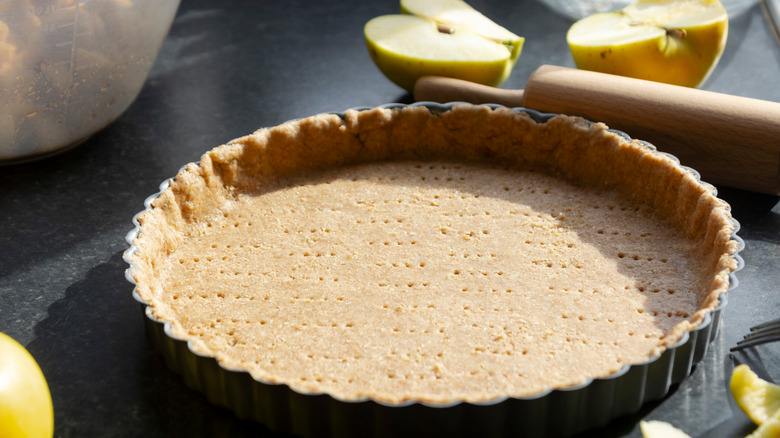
[1,1,779,436]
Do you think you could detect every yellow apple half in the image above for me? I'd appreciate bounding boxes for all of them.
[566,0,728,88]
[365,0,524,92]
[0,332,54,438]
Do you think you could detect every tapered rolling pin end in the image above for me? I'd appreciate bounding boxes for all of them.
[413,66,780,195]
[414,76,525,107]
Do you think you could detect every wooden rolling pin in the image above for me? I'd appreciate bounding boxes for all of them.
[414,64,780,195]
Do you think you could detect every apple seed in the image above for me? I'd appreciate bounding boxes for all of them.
[666,28,687,39]
[437,25,455,34]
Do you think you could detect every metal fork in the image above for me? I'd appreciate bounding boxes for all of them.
[764,0,780,48]
[731,318,780,351]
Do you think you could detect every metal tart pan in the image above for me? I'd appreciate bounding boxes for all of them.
[124,103,745,437]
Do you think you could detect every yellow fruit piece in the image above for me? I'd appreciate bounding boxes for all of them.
[640,420,692,438]
[746,409,780,438]
[400,0,521,45]
[731,364,780,426]
[0,332,54,438]
[364,0,523,91]
[566,0,728,88]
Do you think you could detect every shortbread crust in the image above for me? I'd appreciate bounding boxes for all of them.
[129,104,739,405]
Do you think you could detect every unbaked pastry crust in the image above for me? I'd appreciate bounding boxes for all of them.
[129,104,739,404]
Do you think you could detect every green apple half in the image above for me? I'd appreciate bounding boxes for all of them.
[365,0,524,92]
[567,0,728,88]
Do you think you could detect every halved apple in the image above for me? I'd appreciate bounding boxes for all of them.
[567,0,728,88]
[365,0,524,92]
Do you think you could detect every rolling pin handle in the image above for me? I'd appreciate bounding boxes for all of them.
[413,76,525,108]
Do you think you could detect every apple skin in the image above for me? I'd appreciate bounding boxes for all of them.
[567,3,728,88]
[0,332,54,438]
[366,46,513,93]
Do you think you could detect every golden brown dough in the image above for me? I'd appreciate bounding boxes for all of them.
[129,104,739,404]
